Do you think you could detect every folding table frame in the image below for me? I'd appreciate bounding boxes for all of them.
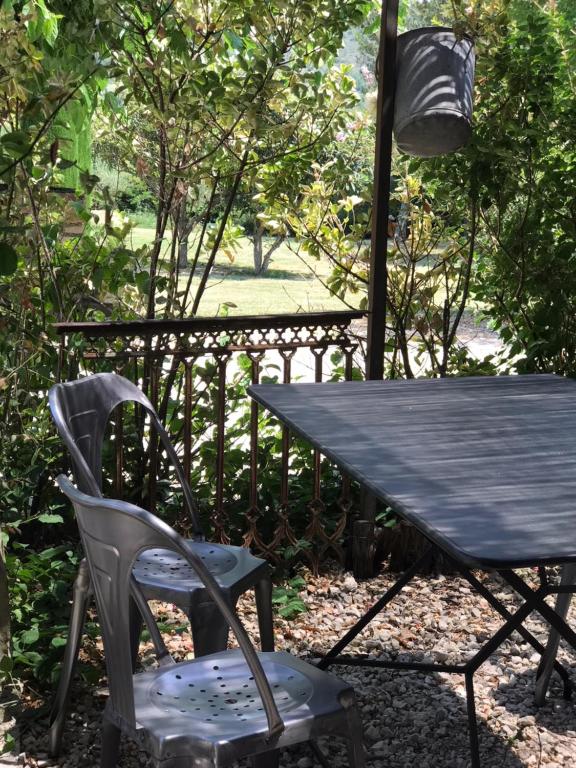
[249,375,576,768]
[317,545,575,768]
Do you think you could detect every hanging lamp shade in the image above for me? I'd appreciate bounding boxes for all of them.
[393,27,475,157]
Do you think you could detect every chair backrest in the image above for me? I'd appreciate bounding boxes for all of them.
[49,372,203,537]
[56,475,284,738]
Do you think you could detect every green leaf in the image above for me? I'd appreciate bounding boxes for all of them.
[278,599,307,618]
[58,159,77,171]
[1,732,15,755]
[135,270,150,294]
[223,31,244,51]
[0,243,18,276]
[37,513,64,524]
[0,131,30,156]
[37,545,68,560]
[27,0,60,45]
[79,663,101,685]
[79,171,100,193]
[14,650,42,666]
[20,626,40,646]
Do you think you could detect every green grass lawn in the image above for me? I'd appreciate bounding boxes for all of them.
[125,221,356,316]
[120,216,470,319]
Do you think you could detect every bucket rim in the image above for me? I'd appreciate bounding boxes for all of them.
[397,26,474,45]
[394,107,473,139]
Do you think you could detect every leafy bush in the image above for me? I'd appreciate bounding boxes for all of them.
[91,161,156,213]
[272,576,308,619]
[114,177,156,213]
[5,542,82,683]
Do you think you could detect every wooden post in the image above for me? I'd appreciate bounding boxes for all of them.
[366,0,399,380]
[353,0,399,579]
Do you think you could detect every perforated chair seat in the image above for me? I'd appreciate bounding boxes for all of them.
[126,650,354,763]
[134,543,269,609]
[56,477,365,768]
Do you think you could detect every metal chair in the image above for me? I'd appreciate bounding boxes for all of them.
[56,476,365,768]
[48,373,274,756]
[534,563,576,706]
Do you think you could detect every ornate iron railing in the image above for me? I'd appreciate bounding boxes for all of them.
[55,311,365,571]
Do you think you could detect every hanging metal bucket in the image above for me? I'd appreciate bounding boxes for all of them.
[393,27,475,157]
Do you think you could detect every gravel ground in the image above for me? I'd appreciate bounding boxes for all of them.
[8,565,576,768]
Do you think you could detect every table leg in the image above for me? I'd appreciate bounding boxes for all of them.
[461,594,540,768]
[534,563,576,706]
[352,489,377,579]
[500,569,576,668]
[465,672,481,768]
[318,546,434,669]
[454,563,573,698]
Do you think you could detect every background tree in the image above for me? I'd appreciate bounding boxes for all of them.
[405,0,452,27]
[94,0,366,319]
[260,65,480,379]
[276,0,576,381]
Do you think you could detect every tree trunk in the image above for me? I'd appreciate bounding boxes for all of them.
[0,545,10,662]
[252,222,284,275]
[177,232,188,270]
[177,195,190,270]
[191,150,250,315]
[253,223,264,274]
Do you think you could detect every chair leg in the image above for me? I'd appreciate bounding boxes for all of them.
[346,733,366,768]
[255,575,275,652]
[100,720,121,768]
[535,563,576,706]
[49,558,91,757]
[189,600,231,656]
[342,692,365,768]
[128,596,143,673]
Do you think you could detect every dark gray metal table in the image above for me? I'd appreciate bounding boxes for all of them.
[249,374,576,767]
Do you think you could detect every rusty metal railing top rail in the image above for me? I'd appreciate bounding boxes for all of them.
[54,310,365,336]
[55,311,365,359]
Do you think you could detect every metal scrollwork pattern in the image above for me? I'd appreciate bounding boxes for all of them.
[56,311,364,571]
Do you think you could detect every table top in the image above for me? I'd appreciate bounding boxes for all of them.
[249,375,576,569]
